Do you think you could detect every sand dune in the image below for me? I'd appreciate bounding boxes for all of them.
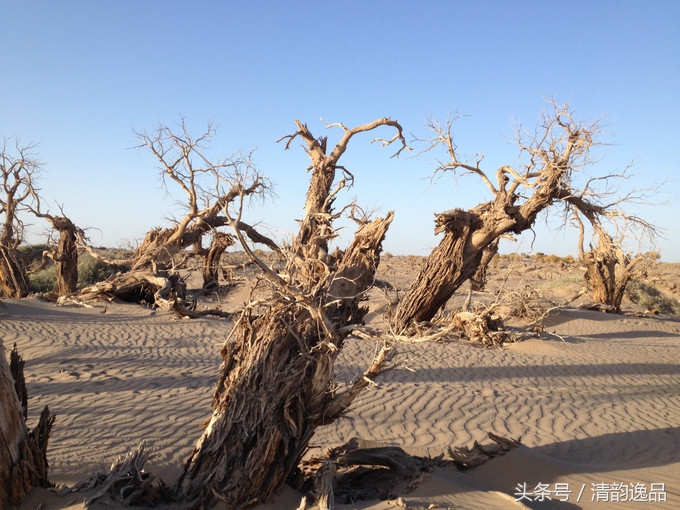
[2,269,680,509]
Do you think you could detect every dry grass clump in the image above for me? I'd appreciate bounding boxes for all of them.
[499,286,556,322]
[625,279,680,315]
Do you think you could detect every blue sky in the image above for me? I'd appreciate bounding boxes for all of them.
[2,1,679,260]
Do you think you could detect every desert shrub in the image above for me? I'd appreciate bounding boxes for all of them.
[78,253,130,286]
[18,244,50,269]
[625,279,680,315]
[28,267,57,293]
[502,286,554,321]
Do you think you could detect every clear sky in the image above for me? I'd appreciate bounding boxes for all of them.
[2,1,679,260]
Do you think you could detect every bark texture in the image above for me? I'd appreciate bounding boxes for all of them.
[391,104,605,331]
[201,232,234,290]
[44,216,82,296]
[470,238,499,292]
[580,233,639,312]
[174,118,406,507]
[0,246,28,298]
[175,214,393,507]
[0,342,55,507]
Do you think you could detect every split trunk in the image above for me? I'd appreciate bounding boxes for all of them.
[0,246,28,298]
[0,342,54,507]
[174,213,393,508]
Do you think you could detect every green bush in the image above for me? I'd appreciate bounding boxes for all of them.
[78,253,129,286]
[18,244,50,268]
[28,267,57,293]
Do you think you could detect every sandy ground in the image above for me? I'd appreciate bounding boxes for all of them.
[2,256,680,509]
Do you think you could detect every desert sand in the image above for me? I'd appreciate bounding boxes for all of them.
[3,255,680,509]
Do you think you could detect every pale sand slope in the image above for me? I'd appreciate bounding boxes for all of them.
[1,297,679,509]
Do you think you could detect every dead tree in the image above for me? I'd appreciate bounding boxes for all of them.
[27,201,86,296]
[197,231,235,290]
[0,139,42,297]
[174,118,407,508]
[569,180,657,312]
[76,120,276,310]
[391,101,649,331]
[0,341,55,507]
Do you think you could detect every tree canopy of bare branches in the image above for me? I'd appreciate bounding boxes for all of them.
[391,101,657,330]
[0,138,42,297]
[76,119,277,311]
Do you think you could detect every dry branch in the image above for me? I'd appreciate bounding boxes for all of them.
[62,443,167,506]
[298,432,521,506]
[392,101,657,330]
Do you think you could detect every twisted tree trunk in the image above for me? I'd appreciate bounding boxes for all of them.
[582,238,638,312]
[48,216,80,296]
[202,232,234,290]
[174,213,393,507]
[175,118,406,507]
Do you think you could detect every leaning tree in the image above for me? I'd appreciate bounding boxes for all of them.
[173,118,408,507]
[390,101,656,331]
[0,138,42,298]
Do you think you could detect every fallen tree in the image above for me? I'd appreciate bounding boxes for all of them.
[76,120,278,313]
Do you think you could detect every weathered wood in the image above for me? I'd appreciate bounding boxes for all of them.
[202,232,234,290]
[573,210,640,313]
[448,433,521,469]
[62,442,165,506]
[0,246,28,298]
[390,209,484,330]
[470,238,499,292]
[174,213,393,507]
[391,105,607,331]
[9,344,27,420]
[44,215,82,296]
[0,341,55,507]
[582,243,637,312]
[0,340,25,506]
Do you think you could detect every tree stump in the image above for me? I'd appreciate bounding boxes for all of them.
[0,341,55,507]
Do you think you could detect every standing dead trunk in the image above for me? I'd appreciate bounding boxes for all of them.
[0,342,25,505]
[48,216,80,296]
[1,139,41,298]
[0,246,28,298]
[470,238,499,292]
[572,208,641,313]
[581,238,637,312]
[0,342,55,507]
[202,232,234,290]
[175,214,393,507]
